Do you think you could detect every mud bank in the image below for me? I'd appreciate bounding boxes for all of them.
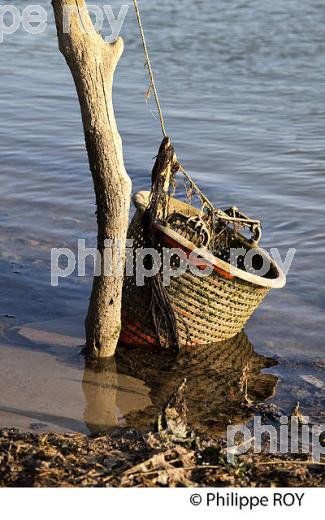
[1,427,324,488]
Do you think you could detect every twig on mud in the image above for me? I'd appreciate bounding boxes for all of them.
[254,460,325,467]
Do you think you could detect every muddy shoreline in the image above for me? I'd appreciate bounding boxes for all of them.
[1,427,324,487]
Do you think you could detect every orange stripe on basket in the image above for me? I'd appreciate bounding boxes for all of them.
[156,231,235,280]
[120,317,159,346]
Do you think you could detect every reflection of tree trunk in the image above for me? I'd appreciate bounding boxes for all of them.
[82,358,118,433]
[52,0,132,359]
[116,331,278,434]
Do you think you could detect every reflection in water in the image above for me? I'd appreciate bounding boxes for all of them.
[82,331,278,435]
[82,357,118,433]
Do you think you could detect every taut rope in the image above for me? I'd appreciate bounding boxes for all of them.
[132,0,167,137]
[132,1,215,210]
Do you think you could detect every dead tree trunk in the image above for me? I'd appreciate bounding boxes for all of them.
[52,0,132,358]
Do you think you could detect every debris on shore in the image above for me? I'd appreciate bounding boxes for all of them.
[1,426,324,487]
[1,381,324,487]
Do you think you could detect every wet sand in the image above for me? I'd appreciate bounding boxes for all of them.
[0,315,151,433]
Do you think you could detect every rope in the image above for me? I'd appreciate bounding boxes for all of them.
[179,164,214,212]
[132,0,261,238]
[132,2,213,211]
[132,0,167,137]
[180,164,260,228]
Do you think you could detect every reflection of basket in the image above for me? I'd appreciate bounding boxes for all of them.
[116,330,278,434]
[121,192,286,347]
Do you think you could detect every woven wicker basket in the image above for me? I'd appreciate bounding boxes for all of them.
[121,191,286,347]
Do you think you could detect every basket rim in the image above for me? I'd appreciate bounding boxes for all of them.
[133,191,286,289]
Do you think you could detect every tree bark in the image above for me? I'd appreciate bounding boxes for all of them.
[52,0,132,358]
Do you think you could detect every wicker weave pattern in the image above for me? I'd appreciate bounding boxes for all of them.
[121,206,269,347]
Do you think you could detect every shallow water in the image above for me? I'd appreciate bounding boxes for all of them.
[0,0,324,433]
